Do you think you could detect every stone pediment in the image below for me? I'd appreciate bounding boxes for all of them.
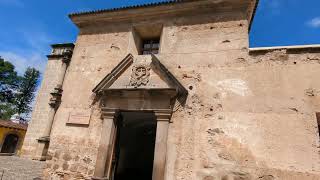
[92,54,188,106]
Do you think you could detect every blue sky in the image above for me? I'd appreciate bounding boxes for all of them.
[0,0,319,74]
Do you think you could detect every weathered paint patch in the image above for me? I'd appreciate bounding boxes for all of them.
[216,79,251,96]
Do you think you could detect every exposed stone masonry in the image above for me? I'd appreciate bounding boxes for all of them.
[22,43,74,161]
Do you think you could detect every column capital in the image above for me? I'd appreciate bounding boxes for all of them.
[101,108,118,119]
[47,43,74,61]
[154,109,172,122]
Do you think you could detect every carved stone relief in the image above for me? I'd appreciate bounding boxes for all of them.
[129,63,151,87]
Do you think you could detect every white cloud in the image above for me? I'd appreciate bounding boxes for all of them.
[21,31,54,51]
[0,51,45,121]
[0,29,55,75]
[0,51,45,118]
[0,51,46,75]
[307,17,320,28]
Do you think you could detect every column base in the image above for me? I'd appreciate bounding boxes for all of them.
[32,156,47,161]
[37,136,50,142]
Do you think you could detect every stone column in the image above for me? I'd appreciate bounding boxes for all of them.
[34,47,73,160]
[92,109,117,180]
[152,110,171,180]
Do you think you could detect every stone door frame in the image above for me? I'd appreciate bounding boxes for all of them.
[90,54,188,180]
[92,89,176,180]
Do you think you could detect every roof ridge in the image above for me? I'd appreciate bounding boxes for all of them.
[69,0,188,17]
[0,119,28,130]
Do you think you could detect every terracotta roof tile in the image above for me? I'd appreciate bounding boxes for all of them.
[69,0,188,17]
[0,120,28,131]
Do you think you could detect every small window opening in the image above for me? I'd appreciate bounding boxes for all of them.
[141,39,160,55]
[316,113,320,138]
[132,24,162,55]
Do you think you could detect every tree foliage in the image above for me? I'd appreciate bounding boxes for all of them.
[0,57,40,120]
[0,57,19,102]
[0,57,19,119]
[15,68,40,116]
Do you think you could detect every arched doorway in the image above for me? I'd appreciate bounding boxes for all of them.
[1,134,19,153]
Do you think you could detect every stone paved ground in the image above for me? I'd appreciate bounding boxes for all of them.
[0,156,45,180]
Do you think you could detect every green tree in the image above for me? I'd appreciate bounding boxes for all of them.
[15,67,40,118]
[0,57,19,119]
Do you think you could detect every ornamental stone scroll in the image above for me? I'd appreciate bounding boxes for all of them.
[129,63,151,88]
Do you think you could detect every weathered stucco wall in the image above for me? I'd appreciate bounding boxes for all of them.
[164,49,320,180]
[0,127,26,155]
[27,6,320,180]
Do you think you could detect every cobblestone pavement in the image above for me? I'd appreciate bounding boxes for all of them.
[0,156,45,180]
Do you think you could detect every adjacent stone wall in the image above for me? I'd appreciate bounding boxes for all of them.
[21,58,63,158]
[38,9,320,180]
[44,23,132,179]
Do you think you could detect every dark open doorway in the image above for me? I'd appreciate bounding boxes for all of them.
[1,134,19,153]
[112,112,157,180]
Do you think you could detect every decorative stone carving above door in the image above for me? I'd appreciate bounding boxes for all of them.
[129,63,151,88]
[92,54,188,107]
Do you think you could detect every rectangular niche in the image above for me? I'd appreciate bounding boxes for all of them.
[132,24,163,55]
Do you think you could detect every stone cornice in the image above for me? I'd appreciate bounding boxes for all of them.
[47,43,74,61]
[92,54,133,93]
[100,108,173,122]
[69,0,186,17]
[51,43,75,48]
[69,0,257,29]
[46,54,65,59]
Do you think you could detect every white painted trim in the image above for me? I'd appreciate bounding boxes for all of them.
[249,44,320,52]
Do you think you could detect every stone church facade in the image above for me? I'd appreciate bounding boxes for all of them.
[21,0,320,179]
